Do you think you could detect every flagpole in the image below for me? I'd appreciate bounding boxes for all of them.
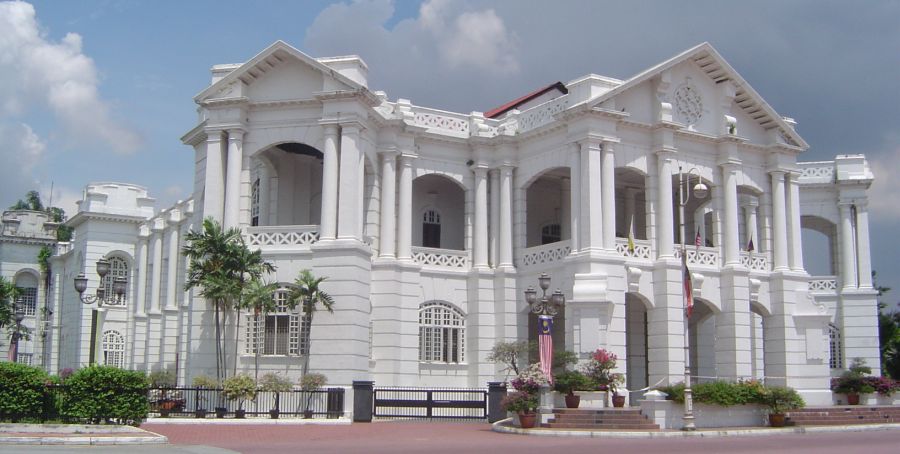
[678,167,697,431]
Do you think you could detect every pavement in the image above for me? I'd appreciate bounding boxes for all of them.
[0,423,168,445]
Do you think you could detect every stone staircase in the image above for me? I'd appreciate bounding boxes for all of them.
[787,406,900,426]
[543,408,660,430]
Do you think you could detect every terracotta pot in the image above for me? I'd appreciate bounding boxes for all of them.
[565,394,581,409]
[847,393,860,405]
[612,395,626,408]
[768,413,786,427]
[518,412,537,429]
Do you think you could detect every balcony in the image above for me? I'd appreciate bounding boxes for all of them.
[244,225,319,252]
[675,246,720,268]
[809,276,838,294]
[519,240,572,268]
[411,246,469,269]
[740,251,770,272]
[615,238,652,262]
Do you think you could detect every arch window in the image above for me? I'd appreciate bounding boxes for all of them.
[102,330,126,368]
[14,273,38,316]
[245,288,310,356]
[541,223,561,245]
[419,302,465,363]
[829,323,844,370]
[101,257,128,306]
[422,209,441,248]
[251,178,260,226]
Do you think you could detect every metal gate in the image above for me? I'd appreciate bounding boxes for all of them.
[372,386,487,420]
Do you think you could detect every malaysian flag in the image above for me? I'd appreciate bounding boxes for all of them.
[538,315,554,383]
[682,250,694,318]
[695,228,702,251]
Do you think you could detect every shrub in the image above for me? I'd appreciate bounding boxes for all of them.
[0,362,49,422]
[832,358,876,395]
[759,386,805,414]
[501,391,539,413]
[510,363,549,394]
[191,374,218,389]
[147,369,176,388]
[222,374,257,410]
[658,380,767,406]
[553,370,592,395]
[581,348,618,386]
[259,373,294,392]
[864,376,900,395]
[299,373,327,391]
[62,365,149,425]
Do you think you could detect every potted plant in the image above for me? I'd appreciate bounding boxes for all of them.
[553,370,591,409]
[831,358,875,405]
[192,375,217,418]
[222,374,257,418]
[300,373,327,419]
[501,391,539,429]
[148,369,178,417]
[608,373,626,408]
[759,385,804,427]
[581,348,618,392]
[259,373,294,419]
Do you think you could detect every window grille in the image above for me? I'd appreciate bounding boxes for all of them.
[16,287,37,316]
[245,288,310,356]
[102,330,126,368]
[251,178,260,227]
[541,223,561,245]
[419,302,465,363]
[101,257,128,306]
[829,323,843,369]
[16,353,33,366]
[422,209,441,248]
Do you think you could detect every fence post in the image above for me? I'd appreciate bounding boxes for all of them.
[487,381,507,423]
[352,380,374,422]
[326,387,344,419]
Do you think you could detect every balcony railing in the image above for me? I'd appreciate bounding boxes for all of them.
[740,251,770,272]
[615,238,652,261]
[411,246,469,269]
[520,240,572,267]
[675,246,720,267]
[809,276,838,293]
[245,225,319,250]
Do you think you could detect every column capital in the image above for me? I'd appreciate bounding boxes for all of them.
[204,128,224,142]
[472,166,489,177]
[319,121,340,135]
[719,160,741,170]
[654,146,677,158]
[377,146,400,157]
[150,217,166,232]
[226,127,246,138]
[339,121,366,134]
[767,168,788,177]
[400,153,417,165]
[166,208,183,225]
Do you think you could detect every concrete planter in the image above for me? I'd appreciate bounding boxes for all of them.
[640,399,767,430]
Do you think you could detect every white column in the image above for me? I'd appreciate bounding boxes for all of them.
[378,150,398,258]
[569,147,581,252]
[581,141,603,250]
[223,129,244,229]
[601,142,616,250]
[722,163,740,266]
[656,151,675,257]
[489,169,500,266]
[203,130,225,223]
[257,164,270,227]
[397,154,414,260]
[320,124,339,240]
[338,125,362,239]
[770,171,789,271]
[839,202,857,289]
[136,230,149,316]
[743,197,759,251]
[856,203,873,288]
[165,221,180,310]
[150,225,164,313]
[499,165,514,268]
[473,167,489,267]
[560,177,571,241]
[787,173,804,271]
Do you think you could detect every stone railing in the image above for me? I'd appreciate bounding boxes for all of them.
[740,251,769,272]
[615,238,652,261]
[244,225,319,250]
[412,107,470,135]
[675,246,720,267]
[809,276,838,293]
[411,246,469,269]
[520,240,572,267]
[517,96,569,133]
[798,161,835,185]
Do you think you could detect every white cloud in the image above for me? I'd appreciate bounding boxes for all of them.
[0,122,45,205]
[867,148,900,223]
[0,0,141,153]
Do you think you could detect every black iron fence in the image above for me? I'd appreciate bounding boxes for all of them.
[371,386,487,420]
[148,386,345,419]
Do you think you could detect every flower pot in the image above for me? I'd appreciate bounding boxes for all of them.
[235,409,246,419]
[159,408,170,418]
[518,412,537,429]
[270,409,279,419]
[195,409,207,419]
[768,413,786,427]
[304,409,314,419]
[611,395,626,408]
[215,407,227,418]
[846,393,860,405]
[597,384,609,392]
[564,394,581,409]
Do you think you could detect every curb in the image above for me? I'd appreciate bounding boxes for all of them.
[144,417,352,425]
[0,435,168,445]
[491,418,900,438]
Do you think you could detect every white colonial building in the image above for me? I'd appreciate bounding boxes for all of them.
[38,41,879,406]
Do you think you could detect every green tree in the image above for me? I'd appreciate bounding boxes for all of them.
[0,277,22,350]
[290,270,334,377]
[225,238,275,377]
[240,277,277,381]
[10,190,44,211]
[875,271,900,378]
[8,190,73,241]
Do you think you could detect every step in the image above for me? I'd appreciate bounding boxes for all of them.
[543,422,660,430]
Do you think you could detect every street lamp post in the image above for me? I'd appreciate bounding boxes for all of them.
[73,258,126,364]
[524,273,566,318]
[677,166,708,431]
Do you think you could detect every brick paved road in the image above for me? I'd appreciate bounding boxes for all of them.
[143,422,900,454]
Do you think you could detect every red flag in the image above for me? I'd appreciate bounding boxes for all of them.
[694,228,702,250]
[538,315,554,383]
[683,253,694,319]
[747,236,755,253]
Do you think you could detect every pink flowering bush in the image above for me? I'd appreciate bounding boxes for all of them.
[581,348,618,387]
[510,363,550,395]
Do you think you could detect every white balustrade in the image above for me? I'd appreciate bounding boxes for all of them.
[411,246,469,269]
[517,97,569,133]
[798,161,835,185]
[615,238,652,260]
[809,276,838,293]
[412,108,470,135]
[740,251,769,272]
[244,225,319,250]
[520,240,572,267]
[675,246,720,267]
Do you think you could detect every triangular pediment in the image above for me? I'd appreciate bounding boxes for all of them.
[583,43,807,149]
[194,40,361,103]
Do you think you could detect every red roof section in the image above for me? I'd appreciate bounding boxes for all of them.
[484,82,568,119]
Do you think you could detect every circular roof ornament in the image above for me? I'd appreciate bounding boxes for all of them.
[674,78,703,126]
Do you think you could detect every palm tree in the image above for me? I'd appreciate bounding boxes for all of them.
[240,277,277,381]
[225,237,276,377]
[290,270,334,377]
[182,218,242,384]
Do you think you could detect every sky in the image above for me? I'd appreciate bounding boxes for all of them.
[1,0,898,305]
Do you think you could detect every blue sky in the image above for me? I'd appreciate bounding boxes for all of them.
[2,0,899,304]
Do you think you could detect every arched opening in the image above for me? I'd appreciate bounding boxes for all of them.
[801,215,837,277]
[671,174,713,246]
[688,298,717,382]
[738,187,762,252]
[101,256,129,306]
[412,175,465,250]
[254,142,324,226]
[102,330,126,368]
[625,292,651,392]
[418,301,466,364]
[749,301,769,380]
[525,167,571,247]
[615,168,648,241]
[13,271,38,317]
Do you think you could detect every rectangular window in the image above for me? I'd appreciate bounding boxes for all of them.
[245,291,309,356]
[17,287,37,316]
[423,223,441,248]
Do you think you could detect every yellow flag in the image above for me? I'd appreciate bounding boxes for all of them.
[627,215,635,252]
